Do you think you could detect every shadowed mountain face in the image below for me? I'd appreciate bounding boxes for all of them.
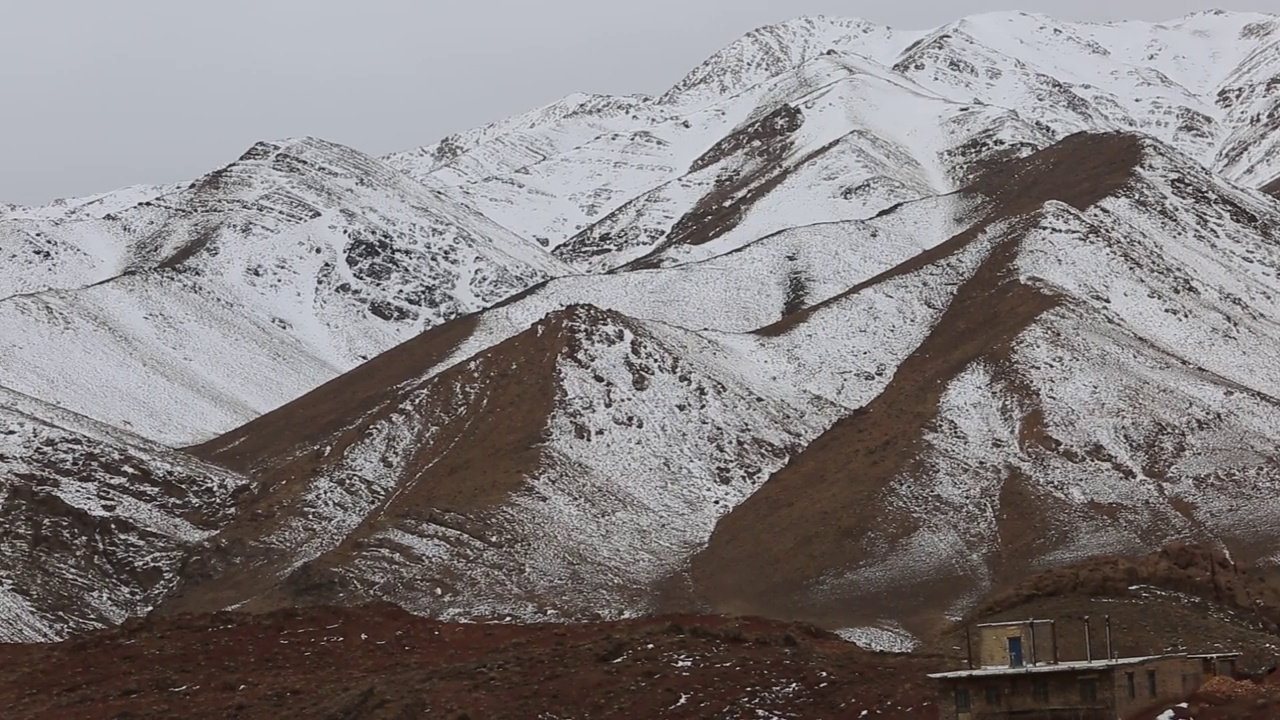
[6,11,1280,649]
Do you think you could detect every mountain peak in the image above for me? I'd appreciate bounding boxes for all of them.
[658,15,893,107]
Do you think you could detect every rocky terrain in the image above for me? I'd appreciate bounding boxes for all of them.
[150,130,1280,648]
[3,8,1280,674]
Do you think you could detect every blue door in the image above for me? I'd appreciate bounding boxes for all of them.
[1008,637,1024,667]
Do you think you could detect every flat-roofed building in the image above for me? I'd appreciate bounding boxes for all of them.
[930,619,1237,720]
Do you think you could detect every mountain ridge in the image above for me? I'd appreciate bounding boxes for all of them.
[6,10,1280,650]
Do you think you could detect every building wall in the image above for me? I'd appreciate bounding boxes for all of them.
[936,658,1199,720]
[1194,656,1237,679]
[936,669,1116,720]
[976,623,1057,668]
[1111,657,1201,720]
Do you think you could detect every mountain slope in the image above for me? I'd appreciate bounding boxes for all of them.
[141,132,1280,645]
[7,10,1280,648]
[560,59,1046,271]
[385,10,1280,276]
[9,9,1277,446]
[160,304,835,621]
[0,386,249,642]
[688,132,1280,640]
[0,183,181,299]
[0,137,570,444]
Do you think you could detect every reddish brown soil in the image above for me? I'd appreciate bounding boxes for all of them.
[0,605,946,720]
[687,133,1143,632]
[759,131,1140,335]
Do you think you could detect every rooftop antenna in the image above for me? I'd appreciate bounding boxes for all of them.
[1105,615,1114,659]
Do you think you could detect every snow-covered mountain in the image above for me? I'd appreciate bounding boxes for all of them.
[7,10,1280,446]
[0,137,570,444]
[5,10,1280,646]
[144,131,1280,643]
[388,10,1280,272]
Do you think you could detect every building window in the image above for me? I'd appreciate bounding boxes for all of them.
[1080,678,1099,703]
[1127,672,1136,699]
[955,688,971,712]
[1148,670,1158,698]
[1033,678,1049,702]
[986,685,1002,706]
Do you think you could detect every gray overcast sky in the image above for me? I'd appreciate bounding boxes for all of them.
[1,0,1274,204]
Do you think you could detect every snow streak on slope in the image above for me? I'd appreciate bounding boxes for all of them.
[8,10,1275,446]
[115,137,568,357]
[0,274,340,445]
[659,16,917,108]
[837,297,1280,621]
[1214,18,1280,187]
[0,386,249,642]
[1,184,179,222]
[357,308,837,620]
[402,193,975,384]
[384,94,666,184]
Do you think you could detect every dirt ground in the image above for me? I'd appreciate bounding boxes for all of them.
[0,604,947,720]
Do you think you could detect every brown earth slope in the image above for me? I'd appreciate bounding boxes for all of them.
[165,131,1280,639]
[0,388,252,642]
[0,605,945,720]
[187,308,481,473]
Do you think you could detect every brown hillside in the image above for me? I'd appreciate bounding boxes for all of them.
[973,542,1280,629]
